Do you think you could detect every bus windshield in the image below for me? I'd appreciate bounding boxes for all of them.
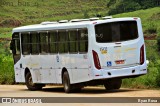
[95,21,138,43]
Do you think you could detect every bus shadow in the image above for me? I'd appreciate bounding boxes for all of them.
[42,87,64,93]
[41,87,141,94]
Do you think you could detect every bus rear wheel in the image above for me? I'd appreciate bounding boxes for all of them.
[25,72,43,91]
[63,71,73,93]
[104,79,122,90]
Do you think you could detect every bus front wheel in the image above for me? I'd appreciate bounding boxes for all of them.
[25,72,43,91]
[63,71,73,93]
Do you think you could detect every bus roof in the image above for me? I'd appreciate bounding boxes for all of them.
[12,17,139,33]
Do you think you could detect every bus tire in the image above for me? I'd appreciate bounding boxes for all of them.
[63,71,73,93]
[104,79,122,90]
[114,79,122,89]
[104,80,114,90]
[25,72,43,91]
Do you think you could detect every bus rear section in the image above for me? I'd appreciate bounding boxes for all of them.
[91,18,147,90]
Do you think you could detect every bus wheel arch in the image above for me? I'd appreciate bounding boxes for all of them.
[24,68,44,91]
[24,67,30,78]
[61,67,68,82]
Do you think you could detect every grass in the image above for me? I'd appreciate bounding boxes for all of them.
[0,41,14,84]
[0,0,108,37]
[0,1,107,23]
[0,55,14,84]
[0,28,12,38]
[0,1,160,38]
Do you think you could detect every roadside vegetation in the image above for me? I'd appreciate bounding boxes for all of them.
[0,41,14,84]
[0,0,160,88]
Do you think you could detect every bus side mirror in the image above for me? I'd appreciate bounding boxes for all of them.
[10,40,14,54]
[10,40,13,50]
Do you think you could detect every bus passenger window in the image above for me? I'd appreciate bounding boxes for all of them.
[69,30,78,53]
[21,33,30,55]
[50,31,57,53]
[40,32,49,54]
[58,30,68,53]
[30,33,39,54]
[79,29,88,53]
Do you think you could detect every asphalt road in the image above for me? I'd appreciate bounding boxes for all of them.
[0,85,159,106]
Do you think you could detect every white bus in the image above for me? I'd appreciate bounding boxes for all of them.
[10,17,147,93]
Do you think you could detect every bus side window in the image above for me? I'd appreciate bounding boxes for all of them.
[21,33,30,55]
[69,30,78,53]
[79,28,88,53]
[50,31,57,53]
[58,30,68,53]
[30,32,39,54]
[40,32,49,54]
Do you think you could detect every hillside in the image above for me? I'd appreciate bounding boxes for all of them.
[107,0,160,15]
[0,0,108,38]
[0,0,159,38]
[0,0,108,24]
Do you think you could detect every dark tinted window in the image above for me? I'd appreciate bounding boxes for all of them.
[50,31,57,53]
[21,33,30,55]
[40,32,49,54]
[20,28,88,55]
[58,30,68,53]
[30,33,39,54]
[95,21,138,43]
[69,30,78,53]
[79,29,88,53]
